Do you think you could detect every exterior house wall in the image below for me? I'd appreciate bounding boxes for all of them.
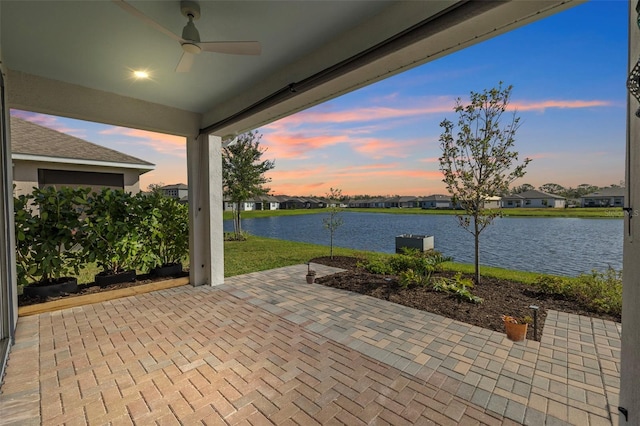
[582,196,624,207]
[421,200,451,209]
[12,160,141,196]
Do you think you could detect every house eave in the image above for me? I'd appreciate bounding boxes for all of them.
[12,153,155,172]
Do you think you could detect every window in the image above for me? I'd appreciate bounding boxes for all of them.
[525,200,531,206]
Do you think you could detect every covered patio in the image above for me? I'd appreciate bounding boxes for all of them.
[1,0,639,424]
[0,265,621,424]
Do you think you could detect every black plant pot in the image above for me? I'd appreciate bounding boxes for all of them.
[150,262,183,278]
[95,270,136,287]
[24,277,79,298]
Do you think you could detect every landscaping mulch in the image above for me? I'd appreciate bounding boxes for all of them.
[311,256,621,341]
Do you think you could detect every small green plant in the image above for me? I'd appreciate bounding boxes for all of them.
[433,272,483,304]
[224,230,249,241]
[14,186,90,286]
[322,187,344,259]
[360,249,451,287]
[502,314,532,324]
[359,255,394,275]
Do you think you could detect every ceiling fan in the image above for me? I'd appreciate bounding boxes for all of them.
[114,0,261,73]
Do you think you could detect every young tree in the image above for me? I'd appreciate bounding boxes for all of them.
[222,131,275,240]
[322,188,344,259]
[439,83,531,284]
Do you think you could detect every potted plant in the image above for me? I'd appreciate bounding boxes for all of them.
[502,314,532,342]
[141,192,189,277]
[15,187,89,298]
[83,189,152,286]
[306,262,316,284]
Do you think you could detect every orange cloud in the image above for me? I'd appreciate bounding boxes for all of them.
[352,138,410,159]
[261,133,345,159]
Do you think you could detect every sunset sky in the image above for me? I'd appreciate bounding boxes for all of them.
[12,1,627,197]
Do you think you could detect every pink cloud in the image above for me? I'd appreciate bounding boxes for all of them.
[11,110,87,137]
[352,138,409,159]
[262,133,345,159]
[419,157,440,163]
[100,126,186,157]
[511,100,611,112]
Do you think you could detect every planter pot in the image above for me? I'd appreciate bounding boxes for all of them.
[95,270,136,287]
[23,277,78,298]
[504,321,528,342]
[150,263,183,278]
[306,274,316,284]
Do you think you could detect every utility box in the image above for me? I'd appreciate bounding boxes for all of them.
[395,234,434,253]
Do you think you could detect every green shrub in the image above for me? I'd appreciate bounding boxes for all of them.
[361,249,451,287]
[14,187,90,286]
[359,255,394,275]
[433,272,483,304]
[574,268,622,316]
[532,268,622,316]
[83,189,153,274]
[140,192,189,267]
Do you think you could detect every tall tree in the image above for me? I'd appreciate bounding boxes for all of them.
[511,183,534,194]
[222,131,275,240]
[439,83,531,284]
[539,183,565,195]
[322,188,344,259]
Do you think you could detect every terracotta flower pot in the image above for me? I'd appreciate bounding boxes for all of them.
[504,321,528,342]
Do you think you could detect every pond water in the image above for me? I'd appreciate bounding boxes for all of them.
[224,212,623,276]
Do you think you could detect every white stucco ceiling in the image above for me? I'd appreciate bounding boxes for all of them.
[0,1,581,137]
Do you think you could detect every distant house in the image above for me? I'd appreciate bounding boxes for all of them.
[581,187,625,207]
[161,183,188,200]
[483,196,502,209]
[384,196,419,208]
[11,116,154,196]
[224,200,256,211]
[501,190,565,208]
[253,195,280,210]
[420,194,452,209]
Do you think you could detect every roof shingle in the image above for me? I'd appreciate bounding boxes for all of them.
[10,116,154,167]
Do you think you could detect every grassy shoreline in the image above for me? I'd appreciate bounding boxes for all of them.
[225,207,623,220]
[223,235,552,283]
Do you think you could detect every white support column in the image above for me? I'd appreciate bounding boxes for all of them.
[621,2,640,422]
[186,133,224,286]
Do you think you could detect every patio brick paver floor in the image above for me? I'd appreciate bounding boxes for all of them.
[0,263,621,425]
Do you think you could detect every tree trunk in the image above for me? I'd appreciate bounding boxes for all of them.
[234,201,242,238]
[330,233,334,259]
[474,215,480,284]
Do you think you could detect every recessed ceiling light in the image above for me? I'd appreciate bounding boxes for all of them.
[133,70,150,79]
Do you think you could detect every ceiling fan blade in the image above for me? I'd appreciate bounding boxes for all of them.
[176,51,195,73]
[113,0,183,42]
[199,41,261,56]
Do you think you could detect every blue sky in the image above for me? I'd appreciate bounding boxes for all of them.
[13,1,628,196]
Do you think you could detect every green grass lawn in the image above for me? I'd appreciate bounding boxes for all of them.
[225,207,622,220]
[222,235,555,283]
[223,236,371,277]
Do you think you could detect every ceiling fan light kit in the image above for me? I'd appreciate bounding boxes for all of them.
[115,0,261,73]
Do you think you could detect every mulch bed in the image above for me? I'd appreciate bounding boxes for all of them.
[311,256,621,341]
